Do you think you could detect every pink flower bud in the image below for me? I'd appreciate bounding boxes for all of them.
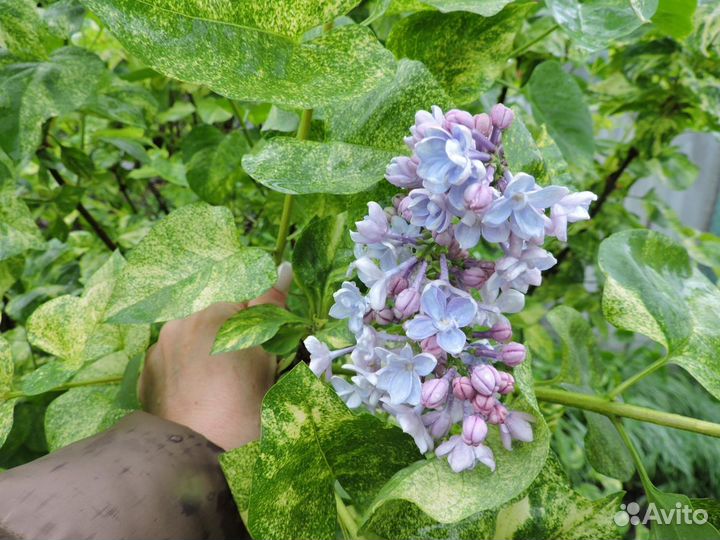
[487,403,508,425]
[463,182,493,213]
[433,230,454,247]
[421,378,450,409]
[388,275,409,296]
[501,342,526,367]
[471,364,499,396]
[397,196,413,221]
[393,287,421,319]
[462,415,488,445]
[447,240,467,261]
[473,113,492,136]
[421,336,445,359]
[472,394,496,414]
[374,308,395,326]
[496,371,515,395]
[445,109,475,130]
[462,265,493,289]
[490,104,514,130]
[452,376,476,401]
[490,321,513,343]
[423,410,452,439]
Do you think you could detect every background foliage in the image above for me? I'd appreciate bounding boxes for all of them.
[0,0,719,538]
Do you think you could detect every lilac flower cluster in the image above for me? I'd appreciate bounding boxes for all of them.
[304,105,596,473]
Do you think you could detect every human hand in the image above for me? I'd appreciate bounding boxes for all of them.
[140,262,293,450]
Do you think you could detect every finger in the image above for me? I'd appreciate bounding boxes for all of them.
[249,261,293,308]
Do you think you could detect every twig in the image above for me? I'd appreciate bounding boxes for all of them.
[148,179,170,215]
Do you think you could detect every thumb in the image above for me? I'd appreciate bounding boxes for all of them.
[248,261,293,308]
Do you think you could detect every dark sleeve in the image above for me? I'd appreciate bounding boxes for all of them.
[0,411,248,540]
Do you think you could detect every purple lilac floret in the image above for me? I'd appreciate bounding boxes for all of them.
[304,105,596,474]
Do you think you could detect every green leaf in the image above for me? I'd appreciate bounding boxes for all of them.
[526,61,594,166]
[361,453,622,540]
[646,486,720,539]
[386,4,532,104]
[0,0,51,60]
[243,138,394,195]
[293,213,352,317]
[419,0,515,17]
[187,131,249,205]
[652,0,697,40]
[645,151,699,190]
[547,0,658,50]
[0,336,12,397]
[0,46,107,163]
[598,230,720,400]
[503,112,547,180]
[0,188,45,261]
[45,385,126,451]
[546,306,597,386]
[81,0,395,108]
[60,145,95,181]
[220,441,260,520]
[247,363,420,540]
[0,399,17,448]
[583,411,635,482]
[27,251,150,368]
[20,361,76,396]
[212,304,306,354]
[322,59,452,153]
[105,202,276,323]
[362,356,550,525]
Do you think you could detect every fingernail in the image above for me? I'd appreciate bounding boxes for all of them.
[276,262,293,294]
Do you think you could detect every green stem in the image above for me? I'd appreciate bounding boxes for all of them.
[509,23,560,58]
[79,113,86,152]
[5,375,123,400]
[608,357,668,399]
[613,417,654,492]
[227,100,254,147]
[534,387,720,438]
[335,492,360,540]
[273,108,313,265]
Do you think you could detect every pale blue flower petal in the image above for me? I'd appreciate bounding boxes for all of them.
[405,316,437,340]
[437,328,467,354]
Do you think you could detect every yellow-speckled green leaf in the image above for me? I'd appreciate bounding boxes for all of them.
[0,0,51,60]
[45,385,127,451]
[220,441,260,521]
[242,138,395,195]
[212,304,307,354]
[0,399,17,448]
[0,335,13,397]
[81,0,395,108]
[0,46,107,163]
[247,363,420,540]
[420,0,515,17]
[386,3,533,104]
[105,202,276,324]
[0,188,44,262]
[527,61,594,166]
[362,356,549,525]
[547,0,658,51]
[599,230,720,400]
[361,454,623,540]
[323,59,453,153]
[187,131,249,205]
[27,251,150,368]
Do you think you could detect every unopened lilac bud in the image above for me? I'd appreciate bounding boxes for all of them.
[490,104,514,130]
[474,113,492,136]
[490,321,513,343]
[421,378,450,409]
[445,109,474,130]
[462,266,493,289]
[452,376,476,401]
[464,182,493,213]
[462,415,488,445]
[421,336,445,359]
[496,371,515,395]
[447,239,467,261]
[375,308,395,326]
[471,364,499,396]
[487,403,508,425]
[472,394,496,414]
[388,275,409,296]
[501,342,526,367]
[393,288,421,319]
[433,230,454,247]
[386,156,421,189]
[397,196,413,221]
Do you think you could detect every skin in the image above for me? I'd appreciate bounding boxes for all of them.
[140,262,293,450]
